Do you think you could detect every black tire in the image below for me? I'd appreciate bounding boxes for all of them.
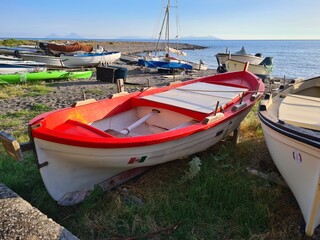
[217,66,226,73]
[13,50,21,58]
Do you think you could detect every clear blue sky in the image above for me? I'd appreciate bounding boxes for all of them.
[1,0,320,40]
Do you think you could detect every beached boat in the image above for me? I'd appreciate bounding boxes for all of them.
[0,67,264,205]
[120,54,139,64]
[225,57,274,80]
[0,46,37,56]
[0,54,22,61]
[216,47,264,73]
[0,60,47,74]
[138,55,192,70]
[138,0,193,70]
[0,70,93,84]
[258,76,320,237]
[20,53,65,68]
[189,60,208,71]
[60,51,121,68]
[40,42,93,55]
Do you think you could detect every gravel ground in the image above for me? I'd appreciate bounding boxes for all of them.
[0,65,217,115]
[0,40,216,115]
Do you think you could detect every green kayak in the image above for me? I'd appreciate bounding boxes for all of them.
[0,70,93,84]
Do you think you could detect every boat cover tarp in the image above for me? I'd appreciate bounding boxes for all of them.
[142,82,248,113]
[47,42,93,53]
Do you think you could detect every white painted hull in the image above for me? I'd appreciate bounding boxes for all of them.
[0,66,45,74]
[225,59,271,78]
[0,54,21,61]
[259,77,320,236]
[0,60,47,74]
[34,108,250,203]
[60,52,121,68]
[216,53,263,65]
[189,61,208,71]
[0,46,36,55]
[120,54,139,64]
[21,54,65,68]
[260,120,320,237]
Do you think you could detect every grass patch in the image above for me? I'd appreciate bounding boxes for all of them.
[0,104,53,140]
[83,87,105,96]
[0,83,52,99]
[0,39,33,46]
[0,101,302,239]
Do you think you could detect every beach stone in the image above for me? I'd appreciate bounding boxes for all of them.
[0,183,78,240]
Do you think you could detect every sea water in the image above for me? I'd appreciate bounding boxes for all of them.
[179,40,320,79]
[18,38,320,79]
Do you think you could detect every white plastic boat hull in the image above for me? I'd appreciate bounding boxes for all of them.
[225,59,272,79]
[259,76,320,236]
[21,54,65,68]
[216,53,263,65]
[260,119,320,237]
[0,60,47,74]
[60,52,121,68]
[34,108,250,203]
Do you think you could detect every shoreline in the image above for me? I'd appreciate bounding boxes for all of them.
[84,41,207,55]
[0,64,216,118]
[0,40,287,119]
[1,39,208,55]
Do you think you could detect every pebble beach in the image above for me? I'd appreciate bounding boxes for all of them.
[0,41,216,115]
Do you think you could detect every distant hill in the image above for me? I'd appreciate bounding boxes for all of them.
[46,33,61,39]
[45,33,85,40]
[64,33,84,39]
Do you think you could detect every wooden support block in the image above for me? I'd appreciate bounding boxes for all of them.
[0,131,23,161]
[232,102,247,112]
[116,78,125,93]
[71,98,97,107]
[202,113,225,124]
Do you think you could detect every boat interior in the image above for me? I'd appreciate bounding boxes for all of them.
[36,81,251,140]
[278,77,320,131]
[89,82,249,137]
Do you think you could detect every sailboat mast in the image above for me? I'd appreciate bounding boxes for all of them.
[166,0,170,51]
[155,0,170,54]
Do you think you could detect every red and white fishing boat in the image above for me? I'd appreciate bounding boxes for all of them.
[0,67,264,205]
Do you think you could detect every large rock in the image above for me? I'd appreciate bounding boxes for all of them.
[0,183,78,240]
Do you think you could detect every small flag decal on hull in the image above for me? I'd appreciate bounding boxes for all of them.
[128,156,147,164]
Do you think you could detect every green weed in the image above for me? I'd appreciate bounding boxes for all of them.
[0,84,51,99]
[0,99,302,239]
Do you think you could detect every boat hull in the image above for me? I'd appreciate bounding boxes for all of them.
[34,108,250,203]
[138,58,193,70]
[216,53,263,66]
[258,76,320,236]
[0,70,93,84]
[0,60,47,74]
[225,59,273,79]
[21,54,65,68]
[60,52,121,68]
[14,70,264,205]
[259,116,320,236]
